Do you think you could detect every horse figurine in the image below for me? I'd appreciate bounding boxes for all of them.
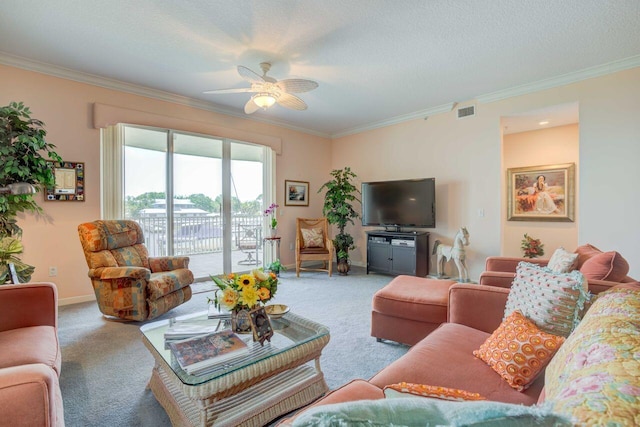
[432,227,470,282]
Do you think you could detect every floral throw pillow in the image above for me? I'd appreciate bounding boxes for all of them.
[301,228,324,248]
[474,310,565,391]
[384,383,486,401]
[547,247,578,273]
[543,287,640,426]
[504,262,589,337]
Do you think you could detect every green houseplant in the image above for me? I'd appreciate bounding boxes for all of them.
[318,167,360,275]
[0,102,61,282]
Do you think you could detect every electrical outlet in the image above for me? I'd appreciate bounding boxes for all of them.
[290,242,294,251]
[49,266,58,277]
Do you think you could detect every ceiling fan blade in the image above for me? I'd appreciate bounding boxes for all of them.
[237,66,265,84]
[244,99,260,114]
[276,93,307,111]
[276,79,319,93]
[203,87,255,94]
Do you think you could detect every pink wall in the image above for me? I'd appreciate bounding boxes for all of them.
[334,67,640,280]
[3,63,639,302]
[502,124,579,256]
[0,64,331,303]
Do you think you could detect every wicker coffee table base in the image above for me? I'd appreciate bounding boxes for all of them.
[148,363,328,427]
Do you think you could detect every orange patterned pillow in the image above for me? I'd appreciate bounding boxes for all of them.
[301,228,324,248]
[473,310,565,391]
[384,383,486,401]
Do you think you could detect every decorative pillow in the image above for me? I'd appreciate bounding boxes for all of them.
[547,247,578,273]
[543,287,640,426]
[290,390,572,427]
[579,251,629,282]
[474,310,565,391]
[301,228,324,248]
[573,243,602,269]
[503,262,589,337]
[384,383,486,401]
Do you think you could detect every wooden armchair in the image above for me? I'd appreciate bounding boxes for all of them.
[77,220,194,321]
[295,218,334,277]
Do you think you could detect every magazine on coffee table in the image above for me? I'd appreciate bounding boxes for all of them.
[164,322,223,340]
[167,329,249,375]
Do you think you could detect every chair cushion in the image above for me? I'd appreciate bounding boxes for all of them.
[370,323,544,405]
[147,269,194,301]
[0,326,61,375]
[299,247,329,255]
[301,228,324,248]
[78,220,144,252]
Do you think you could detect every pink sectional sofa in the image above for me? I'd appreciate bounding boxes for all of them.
[0,282,64,426]
[282,249,639,425]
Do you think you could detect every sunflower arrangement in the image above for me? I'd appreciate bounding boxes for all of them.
[209,269,278,311]
[521,234,544,258]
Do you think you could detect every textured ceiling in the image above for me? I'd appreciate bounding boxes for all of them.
[0,0,639,137]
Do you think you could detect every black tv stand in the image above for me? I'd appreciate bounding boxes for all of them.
[366,230,429,277]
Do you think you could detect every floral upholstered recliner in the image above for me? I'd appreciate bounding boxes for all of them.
[78,220,193,321]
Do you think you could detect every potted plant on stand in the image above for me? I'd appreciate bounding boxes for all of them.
[0,102,61,283]
[318,167,360,275]
[264,202,279,237]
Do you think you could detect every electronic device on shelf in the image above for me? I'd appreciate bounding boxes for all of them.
[361,178,436,230]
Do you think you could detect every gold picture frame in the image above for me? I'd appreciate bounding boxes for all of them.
[507,163,575,222]
[285,180,309,206]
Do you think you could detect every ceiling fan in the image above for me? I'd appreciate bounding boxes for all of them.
[204,62,318,114]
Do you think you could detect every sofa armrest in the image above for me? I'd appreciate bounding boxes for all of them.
[0,363,63,426]
[0,282,57,332]
[149,257,190,272]
[485,256,548,273]
[478,271,516,288]
[448,284,510,334]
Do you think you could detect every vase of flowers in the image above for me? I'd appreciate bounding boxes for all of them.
[209,269,278,333]
[264,203,279,237]
[521,234,544,258]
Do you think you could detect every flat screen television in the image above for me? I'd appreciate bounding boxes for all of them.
[361,178,436,229]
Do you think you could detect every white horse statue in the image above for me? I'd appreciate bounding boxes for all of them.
[432,227,470,282]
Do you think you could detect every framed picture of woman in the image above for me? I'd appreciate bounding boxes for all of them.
[507,163,575,222]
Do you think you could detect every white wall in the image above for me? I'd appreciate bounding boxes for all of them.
[334,67,640,280]
[502,124,579,257]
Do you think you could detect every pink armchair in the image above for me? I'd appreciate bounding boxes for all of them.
[78,220,194,321]
[0,282,64,426]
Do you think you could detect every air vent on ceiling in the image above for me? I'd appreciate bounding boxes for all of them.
[456,105,476,119]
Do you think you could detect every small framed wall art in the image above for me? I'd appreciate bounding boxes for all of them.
[45,161,85,201]
[285,180,310,206]
[506,163,575,222]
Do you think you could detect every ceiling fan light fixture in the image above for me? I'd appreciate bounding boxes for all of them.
[252,93,276,109]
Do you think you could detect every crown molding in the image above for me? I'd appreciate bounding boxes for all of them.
[331,103,455,139]
[0,52,331,139]
[476,54,640,104]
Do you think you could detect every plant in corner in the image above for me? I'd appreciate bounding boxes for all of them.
[0,102,62,282]
[318,167,360,275]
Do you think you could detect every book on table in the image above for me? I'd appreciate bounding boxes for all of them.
[167,329,249,375]
[164,322,223,340]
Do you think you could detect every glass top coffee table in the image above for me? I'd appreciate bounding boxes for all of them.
[141,311,330,427]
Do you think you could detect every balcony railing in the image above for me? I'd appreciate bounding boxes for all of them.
[133,214,263,257]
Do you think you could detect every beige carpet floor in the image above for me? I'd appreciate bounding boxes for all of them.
[58,267,408,426]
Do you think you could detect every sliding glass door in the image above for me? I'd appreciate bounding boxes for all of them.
[122,125,267,281]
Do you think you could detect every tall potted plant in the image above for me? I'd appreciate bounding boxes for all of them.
[0,102,61,282]
[318,167,360,275]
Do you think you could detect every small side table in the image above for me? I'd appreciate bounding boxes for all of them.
[263,237,282,274]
